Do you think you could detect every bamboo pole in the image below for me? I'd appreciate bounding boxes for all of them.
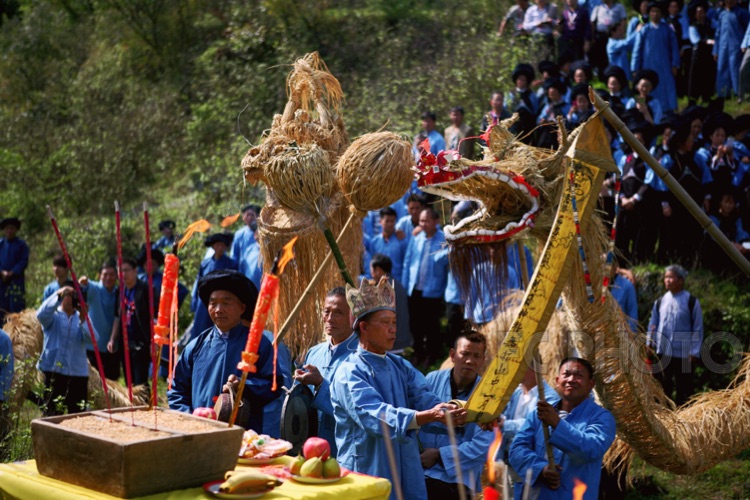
[590,87,750,277]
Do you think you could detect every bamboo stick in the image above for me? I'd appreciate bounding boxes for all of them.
[590,87,750,277]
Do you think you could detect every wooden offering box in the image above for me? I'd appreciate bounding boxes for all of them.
[32,406,243,498]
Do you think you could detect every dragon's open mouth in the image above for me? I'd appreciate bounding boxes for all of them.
[416,150,540,244]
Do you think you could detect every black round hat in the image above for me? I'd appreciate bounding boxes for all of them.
[512,63,535,84]
[633,69,659,91]
[0,217,21,230]
[198,269,259,321]
[204,232,234,248]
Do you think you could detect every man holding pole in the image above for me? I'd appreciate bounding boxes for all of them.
[508,357,616,499]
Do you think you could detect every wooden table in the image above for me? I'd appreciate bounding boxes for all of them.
[0,457,392,499]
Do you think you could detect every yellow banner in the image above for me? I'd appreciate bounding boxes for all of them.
[465,116,615,423]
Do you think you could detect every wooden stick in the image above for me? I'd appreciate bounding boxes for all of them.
[115,201,134,405]
[144,203,158,412]
[521,467,533,500]
[47,206,112,415]
[444,410,467,500]
[534,351,555,468]
[228,371,249,428]
[379,412,404,500]
[274,212,355,345]
[590,87,750,277]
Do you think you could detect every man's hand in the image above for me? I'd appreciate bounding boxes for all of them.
[79,275,89,287]
[420,448,441,469]
[107,339,116,353]
[224,374,240,393]
[294,364,323,387]
[541,464,562,489]
[395,229,406,240]
[416,403,467,426]
[537,400,561,428]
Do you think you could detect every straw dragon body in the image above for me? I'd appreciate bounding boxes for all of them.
[418,115,750,475]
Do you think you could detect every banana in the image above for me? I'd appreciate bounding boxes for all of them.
[219,471,281,494]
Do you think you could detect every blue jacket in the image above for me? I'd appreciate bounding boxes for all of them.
[0,237,29,314]
[190,254,238,335]
[509,396,616,499]
[648,290,703,358]
[420,369,493,492]
[168,323,283,432]
[300,332,360,456]
[43,280,62,302]
[402,230,449,299]
[501,381,560,459]
[713,6,750,96]
[36,293,98,377]
[331,346,443,500]
[231,226,256,260]
[631,21,680,112]
[0,328,13,402]
[370,233,407,283]
[83,280,118,353]
[610,274,638,332]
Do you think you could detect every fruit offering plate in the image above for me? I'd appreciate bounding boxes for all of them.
[238,430,293,462]
[289,469,351,484]
[203,480,273,499]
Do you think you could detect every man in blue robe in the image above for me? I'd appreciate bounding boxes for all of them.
[509,357,616,499]
[0,218,29,324]
[420,331,493,497]
[152,220,177,253]
[713,0,750,98]
[293,287,359,456]
[370,208,407,282]
[169,269,284,433]
[190,233,238,336]
[80,261,120,380]
[231,205,259,259]
[631,2,681,112]
[331,277,467,500]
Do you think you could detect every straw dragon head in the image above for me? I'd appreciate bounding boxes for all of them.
[416,115,570,249]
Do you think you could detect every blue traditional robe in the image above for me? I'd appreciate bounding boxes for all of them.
[331,346,443,500]
[501,381,560,459]
[509,397,616,499]
[631,21,680,112]
[0,237,29,319]
[168,323,283,432]
[420,369,493,493]
[231,226,256,260]
[609,273,638,332]
[190,254,238,336]
[370,233,407,283]
[713,6,750,97]
[0,328,13,402]
[299,332,359,457]
[83,280,118,353]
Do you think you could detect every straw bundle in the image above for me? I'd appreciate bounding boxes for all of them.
[263,143,337,214]
[4,310,44,414]
[256,193,362,355]
[86,365,150,409]
[337,132,414,212]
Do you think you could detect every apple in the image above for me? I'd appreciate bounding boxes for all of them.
[302,437,330,461]
[192,407,217,420]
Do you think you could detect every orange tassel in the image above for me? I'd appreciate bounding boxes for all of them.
[177,219,212,250]
[221,212,241,227]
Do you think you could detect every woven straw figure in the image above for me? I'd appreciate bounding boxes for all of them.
[241,53,413,355]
